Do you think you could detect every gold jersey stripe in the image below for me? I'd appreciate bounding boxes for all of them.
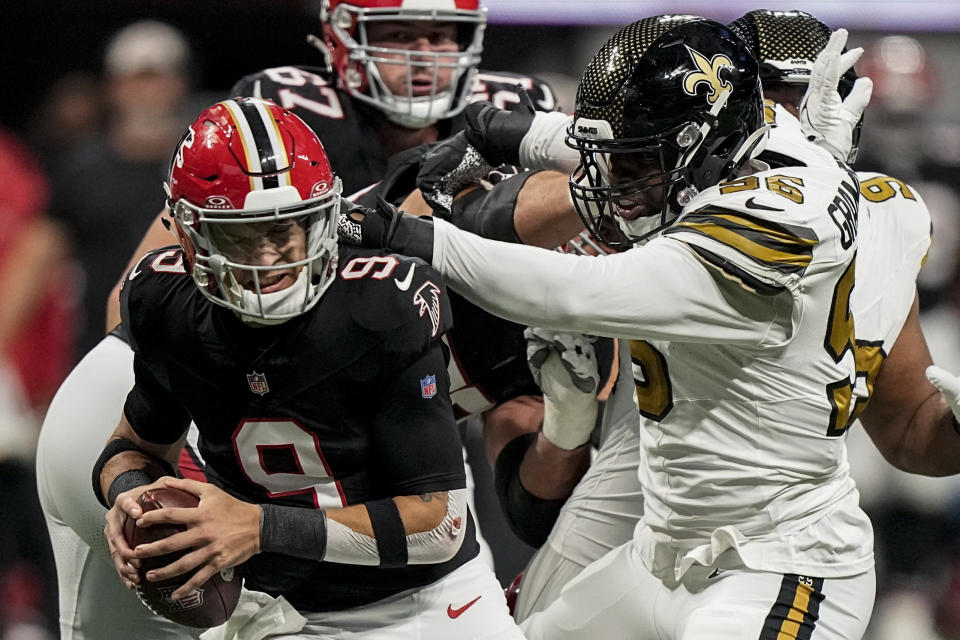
[677,221,812,268]
[758,574,824,640]
[670,206,818,275]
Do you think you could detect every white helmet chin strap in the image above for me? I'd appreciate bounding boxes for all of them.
[381,93,457,129]
[238,269,312,327]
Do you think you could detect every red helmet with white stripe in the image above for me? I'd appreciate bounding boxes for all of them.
[317,0,486,128]
[167,97,342,324]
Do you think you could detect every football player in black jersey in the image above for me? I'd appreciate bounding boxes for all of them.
[229,0,557,196]
[98,0,563,579]
[93,98,524,638]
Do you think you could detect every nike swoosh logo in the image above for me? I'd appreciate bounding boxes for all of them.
[395,263,416,291]
[744,196,784,212]
[128,254,149,280]
[707,568,723,580]
[447,595,482,619]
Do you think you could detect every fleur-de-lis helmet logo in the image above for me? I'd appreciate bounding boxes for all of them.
[682,45,734,104]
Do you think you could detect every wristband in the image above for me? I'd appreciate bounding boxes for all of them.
[92,437,176,508]
[260,503,328,562]
[106,468,158,508]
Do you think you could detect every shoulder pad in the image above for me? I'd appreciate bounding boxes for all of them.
[335,246,453,348]
[230,65,332,98]
[665,164,860,293]
[119,246,192,353]
[472,70,559,112]
[857,171,933,268]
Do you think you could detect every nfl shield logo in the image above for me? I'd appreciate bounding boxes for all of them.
[247,371,269,396]
[420,375,437,399]
[159,586,204,611]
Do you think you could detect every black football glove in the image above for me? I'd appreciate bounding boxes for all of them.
[418,133,494,217]
[417,86,538,216]
[337,197,435,262]
[463,88,538,167]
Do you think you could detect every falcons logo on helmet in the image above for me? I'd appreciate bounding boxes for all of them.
[413,281,442,337]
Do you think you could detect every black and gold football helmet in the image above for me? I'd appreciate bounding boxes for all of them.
[728,10,862,159]
[567,15,767,246]
[728,10,857,97]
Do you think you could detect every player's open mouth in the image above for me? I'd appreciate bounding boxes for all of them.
[410,78,438,95]
[251,272,293,293]
[616,203,648,221]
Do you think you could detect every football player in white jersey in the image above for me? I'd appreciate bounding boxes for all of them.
[409,15,960,627]
[340,14,960,639]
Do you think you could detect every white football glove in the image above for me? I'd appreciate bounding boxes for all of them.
[799,28,874,163]
[525,327,600,450]
[926,365,960,425]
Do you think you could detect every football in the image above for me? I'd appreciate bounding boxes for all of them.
[122,487,242,628]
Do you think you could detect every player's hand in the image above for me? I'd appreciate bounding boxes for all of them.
[462,94,538,167]
[104,477,171,590]
[525,327,600,450]
[417,132,495,217]
[131,477,260,600]
[337,197,436,261]
[799,28,873,163]
[926,366,960,424]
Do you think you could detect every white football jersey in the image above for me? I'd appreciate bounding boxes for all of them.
[629,159,876,580]
[433,152,871,578]
[764,102,932,426]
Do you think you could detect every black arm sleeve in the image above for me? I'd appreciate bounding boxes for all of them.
[446,170,537,243]
[494,432,565,548]
[123,355,192,445]
[371,341,465,495]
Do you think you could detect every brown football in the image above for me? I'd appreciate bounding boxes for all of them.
[122,487,241,628]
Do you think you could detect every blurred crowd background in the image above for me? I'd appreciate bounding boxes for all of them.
[1,1,959,639]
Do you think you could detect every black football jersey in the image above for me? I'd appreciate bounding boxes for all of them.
[351,147,542,419]
[119,244,479,611]
[229,66,557,195]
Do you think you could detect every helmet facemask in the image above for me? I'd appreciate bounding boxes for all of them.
[569,87,767,247]
[171,180,342,326]
[322,2,486,128]
[567,17,769,248]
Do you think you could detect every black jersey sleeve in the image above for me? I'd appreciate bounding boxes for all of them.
[118,246,194,444]
[369,340,464,495]
[123,355,192,445]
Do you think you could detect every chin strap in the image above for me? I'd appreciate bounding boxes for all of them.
[238,269,312,326]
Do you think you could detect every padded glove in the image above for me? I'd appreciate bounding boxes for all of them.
[525,327,600,450]
[799,28,873,163]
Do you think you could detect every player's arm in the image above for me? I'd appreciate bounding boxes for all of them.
[105,208,175,332]
[858,294,960,475]
[93,354,193,590]
[342,200,791,345]
[251,339,469,571]
[489,414,591,547]
[487,328,600,547]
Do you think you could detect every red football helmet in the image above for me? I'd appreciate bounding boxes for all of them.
[316,0,485,128]
[167,97,342,324]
